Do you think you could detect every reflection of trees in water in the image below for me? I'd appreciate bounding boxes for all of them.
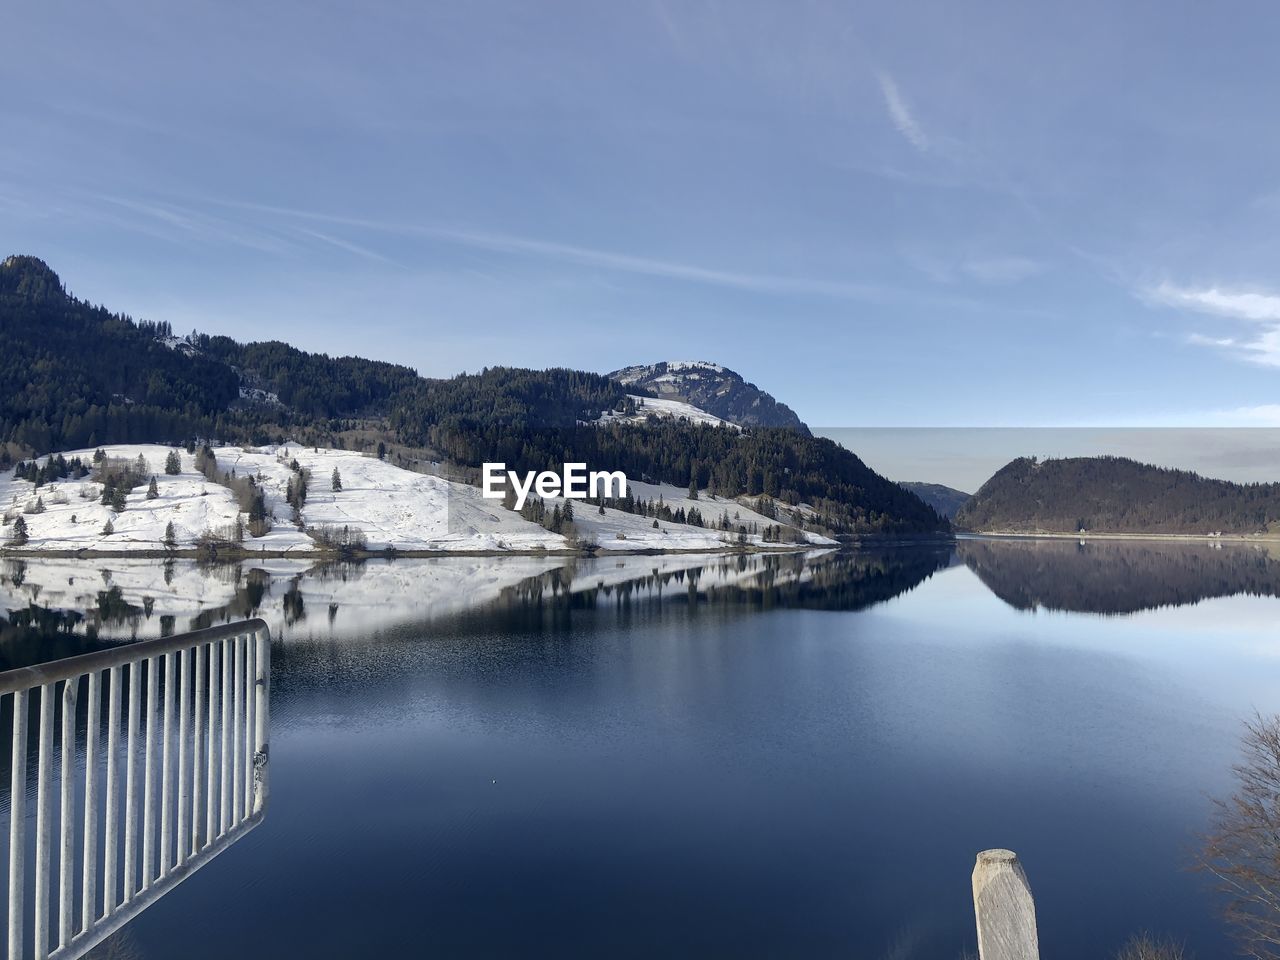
[959,538,1280,615]
[0,605,109,671]
[187,566,271,632]
[2,560,279,668]
[493,548,951,619]
[283,578,305,625]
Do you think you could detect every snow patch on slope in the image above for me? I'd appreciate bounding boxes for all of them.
[597,395,738,430]
[1,445,827,554]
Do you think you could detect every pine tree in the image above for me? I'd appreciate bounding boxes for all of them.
[331,468,342,492]
[689,465,699,500]
[147,476,159,499]
[9,515,29,545]
[248,491,270,537]
[165,450,182,475]
[33,497,45,514]
[102,518,114,536]
[111,487,128,512]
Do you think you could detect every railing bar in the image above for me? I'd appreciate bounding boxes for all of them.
[103,665,121,917]
[59,678,79,947]
[34,683,54,960]
[122,662,140,903]
[243,637,256,815]
[232,636,245,826]
[253,631,270,815]
[40,813,265,960]
[177,647,191,866]
[0,619,270,696]
[8,689,29,960]
[82,671,101,933]
[207,641,220,848]
[191,645,203,857]
[141,657,157,891]
[160,653,175,876]
[219,638,231,836]
[0,620,271,960]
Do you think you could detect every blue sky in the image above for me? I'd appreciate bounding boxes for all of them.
[4,0,1280,430]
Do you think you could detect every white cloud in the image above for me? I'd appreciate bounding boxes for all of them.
[1218,404,1280,425]
[1150,282,1280,322]
[1147,281,1280,366]
[876,72,928,152]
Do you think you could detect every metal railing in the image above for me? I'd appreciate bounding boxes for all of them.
[2,619,270,960]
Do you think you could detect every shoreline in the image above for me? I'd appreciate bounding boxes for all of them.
[0,543,833,562]
[959,530,1280,544]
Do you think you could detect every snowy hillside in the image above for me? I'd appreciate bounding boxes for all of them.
[597,395,738,430]
[546,479,835,551]
[1,444,829,555]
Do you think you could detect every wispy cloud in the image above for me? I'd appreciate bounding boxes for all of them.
[97,195,294,256]
[291,227,399,266]
[208,198,985,307]
[876,72,928,153]
[1147,281,1280,366]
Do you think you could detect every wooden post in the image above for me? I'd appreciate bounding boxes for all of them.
[972,849,1040,960]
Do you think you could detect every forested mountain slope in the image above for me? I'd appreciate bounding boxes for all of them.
[955,456,1280,536]
[610,361,809,433]
[899,482,970,520]
[1,255,949,536]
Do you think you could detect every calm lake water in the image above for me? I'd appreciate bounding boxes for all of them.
[4,538,1280,958]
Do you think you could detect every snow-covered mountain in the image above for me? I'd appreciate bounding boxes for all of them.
[609,361,809,433]
[0,444,833,556]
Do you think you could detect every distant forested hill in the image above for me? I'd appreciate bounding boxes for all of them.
[955,456,1280,536]
[0,254,949,536]
[899,482,970,520]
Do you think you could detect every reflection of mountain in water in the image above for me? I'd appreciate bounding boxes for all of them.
[493,547,953,617]
[959,537,1280,614]
[1,548,951,663]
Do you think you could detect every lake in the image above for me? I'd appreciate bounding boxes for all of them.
[3,538,1280,958]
